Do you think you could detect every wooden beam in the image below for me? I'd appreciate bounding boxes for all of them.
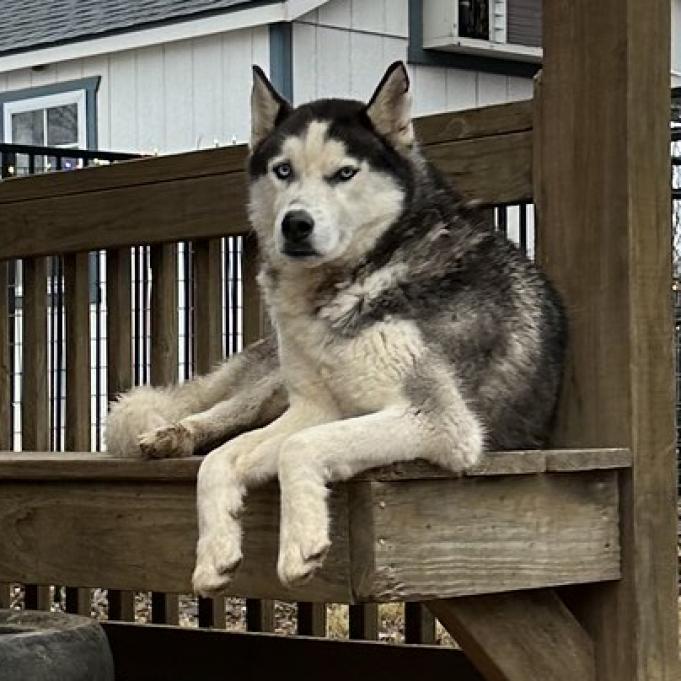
[105,247,135,623]
[537,0,679,679]
[429,590,594,681]
[0,466,621,603]
[0,103,533,261]
[103,621,483,681]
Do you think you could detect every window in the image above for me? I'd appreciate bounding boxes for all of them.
[0,77,99,173]
[422,0,542,62]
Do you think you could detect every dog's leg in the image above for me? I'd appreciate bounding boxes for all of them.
[192,400,339,597]
[138,374,287,459]
[106,336,281,457]
[276,402,483,586]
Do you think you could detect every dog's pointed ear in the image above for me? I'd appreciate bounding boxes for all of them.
[251,65,291,148]
[365,62,414,148]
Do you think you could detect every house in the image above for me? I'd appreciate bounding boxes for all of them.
[0,0,546,155]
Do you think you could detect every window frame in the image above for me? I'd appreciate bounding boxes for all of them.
[0,76,100,149]
[408,0,541,78]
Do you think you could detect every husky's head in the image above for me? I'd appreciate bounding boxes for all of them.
[247,62,414,268]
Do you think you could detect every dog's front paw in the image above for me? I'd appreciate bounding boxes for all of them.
[192,535,242,598]
[277,521,330,588]
[139,423,194,459]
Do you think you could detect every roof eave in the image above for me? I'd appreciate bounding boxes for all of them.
[0,0,328,75]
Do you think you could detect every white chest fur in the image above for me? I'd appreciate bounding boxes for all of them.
[265,268,424,417]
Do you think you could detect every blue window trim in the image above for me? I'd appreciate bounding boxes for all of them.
[0,76,100,148]
[269,22,293,102]
[407,0,540,79]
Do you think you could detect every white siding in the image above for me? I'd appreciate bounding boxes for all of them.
[0,26,269,152]
[292,0,533,112]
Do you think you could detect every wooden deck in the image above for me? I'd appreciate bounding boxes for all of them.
[0,448,629,603]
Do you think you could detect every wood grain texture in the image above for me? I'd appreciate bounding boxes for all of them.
[351,472,621,602]
[0,105,532,260]
[0,449,631,481]
[64,252,92,616]
[149,242,180,624]
[192,238,223,373]
[105,247,135,622]
[242,233,265,346]
[429,590,595,681]
[0,261,10,450]
[0,264,8,608]
[64,253,91,452]
[0,467,621,604]
[415,101,532,147]
[21,258,49,451]
[0,481,351,602]
[193,238,227,628]
[538,0,678,679]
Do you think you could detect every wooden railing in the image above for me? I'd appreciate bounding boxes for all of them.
[0,99,620,647]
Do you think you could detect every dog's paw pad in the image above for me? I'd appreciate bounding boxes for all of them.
[138,423,194,459]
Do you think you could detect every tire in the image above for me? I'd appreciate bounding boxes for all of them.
[0,609,114,681]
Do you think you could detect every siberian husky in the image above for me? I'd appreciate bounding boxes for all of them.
[106,62,566,595]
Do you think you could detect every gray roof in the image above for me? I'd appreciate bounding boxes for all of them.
[0,0,278,57]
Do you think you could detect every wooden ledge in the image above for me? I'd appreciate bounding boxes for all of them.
[0,448,628,603]
[0,447,631,481]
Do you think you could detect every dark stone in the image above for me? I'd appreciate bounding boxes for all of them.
[0,609,114,681]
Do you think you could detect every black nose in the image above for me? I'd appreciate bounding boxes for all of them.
[282,210,314,243]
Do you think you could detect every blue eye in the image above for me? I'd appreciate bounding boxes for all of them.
[273,162,292,180]
[334,166,359,182]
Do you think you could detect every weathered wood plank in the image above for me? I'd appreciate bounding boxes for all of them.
[0,261,10,608]
[0,110,532,261]
[0,481,352,602]
[192,238,226,629]
[149,243,180,624]
[349,604,378,641]
[21,258,49,451]
[429,590,595,681]
[404,602,436,645]
[297,602,327,637]
[538,0,678,679]
[415,100,532,147]
[21,256,51,611]
[351,472,621,602]
[0,449,631,481]
[0,261,10,450]
[192,239,223,373]
[103,621,484,681]
[64,252,92,616]
[105,247,135,622]
[0,469,620,604]
[425,131,532,205]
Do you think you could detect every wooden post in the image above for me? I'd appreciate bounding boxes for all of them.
[22,257,51,611]
[193,238,227,629]
[63,252,92,616]
[429,591,595,681]
[150,244,180,626]
[0,261,10,609]
[537,0,679,679]
[106,247,136,622]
